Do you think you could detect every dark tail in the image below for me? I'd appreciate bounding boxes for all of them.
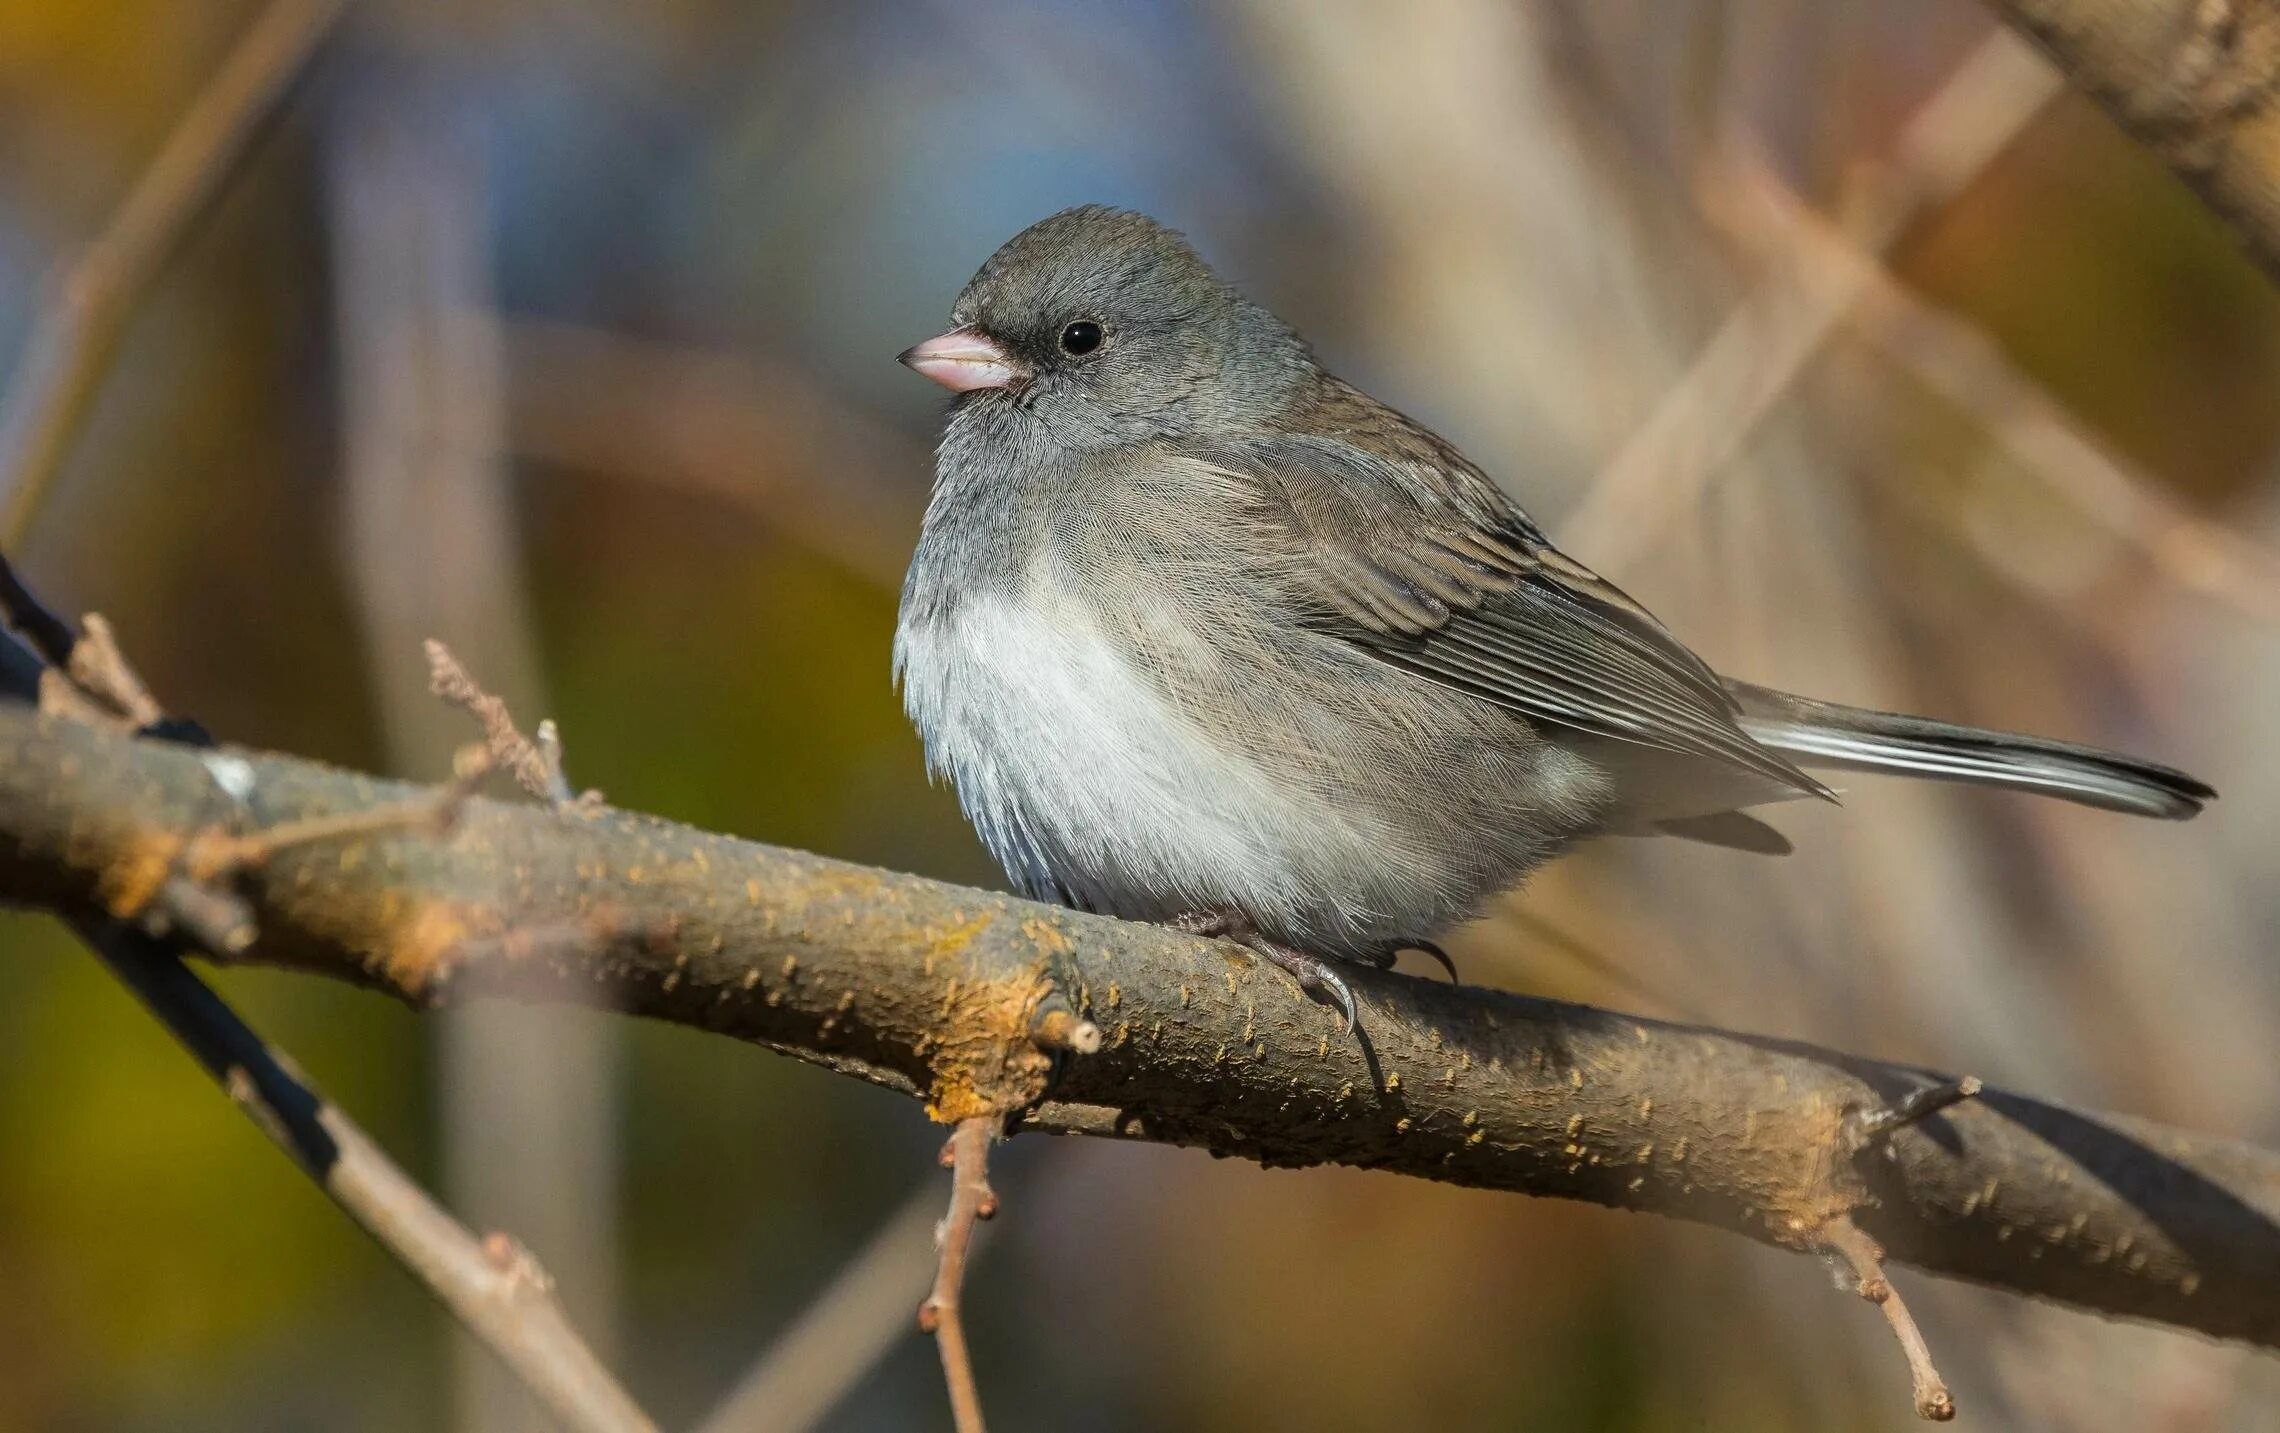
[1727,682,2215,821]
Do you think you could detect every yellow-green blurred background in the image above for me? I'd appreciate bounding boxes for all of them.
[1,2,2276,1429]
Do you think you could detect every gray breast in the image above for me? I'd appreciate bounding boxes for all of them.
[900,582,1608,958]
[894,446,1612,957]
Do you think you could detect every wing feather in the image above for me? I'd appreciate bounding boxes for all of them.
[1185,431,1831,801]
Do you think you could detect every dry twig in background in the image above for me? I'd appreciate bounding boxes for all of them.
[327,86,626,1429]
[695,1182,954,1433]
[1561,29,2064,568]
[0,0,349,548]
[1704,152,2280,629]
[497,318,922,589]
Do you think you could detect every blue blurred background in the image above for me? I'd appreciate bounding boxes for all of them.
[1,2,2277,1429]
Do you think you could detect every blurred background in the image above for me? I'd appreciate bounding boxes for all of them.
[0,1,2275,1429]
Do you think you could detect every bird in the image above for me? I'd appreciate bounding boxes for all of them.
[892,205,2214,1032]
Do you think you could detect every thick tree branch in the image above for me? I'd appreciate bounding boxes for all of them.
[1982,0,2280,282]
[0,706,2273,1353]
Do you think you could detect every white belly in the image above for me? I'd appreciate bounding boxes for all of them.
[895,589,1400,938]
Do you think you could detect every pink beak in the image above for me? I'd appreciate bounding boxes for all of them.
[897,327,1024,392]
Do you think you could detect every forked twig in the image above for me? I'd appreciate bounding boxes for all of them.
[0,572,165,729]
[426,638,596,808]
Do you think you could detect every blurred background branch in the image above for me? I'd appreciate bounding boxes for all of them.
[1701,146,2280,627]
[0,0,345,550]
[325,56,624,1433]
[693,1181,958,1433]
[1563,28,2062,565]
[1980,0,2280,282]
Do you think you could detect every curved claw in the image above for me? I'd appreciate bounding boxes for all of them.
[1396,938,1461,984]
[1305,961,1358,1035]
[1251,939,1358,1034]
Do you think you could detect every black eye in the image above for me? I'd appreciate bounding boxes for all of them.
[1059,320,1104,355]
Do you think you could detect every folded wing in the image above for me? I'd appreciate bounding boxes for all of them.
[1186,430,1830,802]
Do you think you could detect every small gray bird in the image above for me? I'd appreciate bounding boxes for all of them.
[894,206,2213,1030]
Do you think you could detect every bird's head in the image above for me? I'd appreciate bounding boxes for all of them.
[899,206,1314,450]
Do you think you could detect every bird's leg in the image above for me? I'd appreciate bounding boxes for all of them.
[1169,909,1359,1034]
[1168,909,1234,940]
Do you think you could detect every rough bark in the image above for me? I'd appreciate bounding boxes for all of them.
[2,704,2273,1349]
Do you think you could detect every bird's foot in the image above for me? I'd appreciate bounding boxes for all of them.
[1248,938,1359,1035]
[1169,909,1359,1034]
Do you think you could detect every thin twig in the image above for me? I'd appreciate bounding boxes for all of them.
[181,745,492,883]
[918,1118,998,1433]
[1561,29,2062,568]
[85,922,659,1433]
[0,0,349,549]
[0,555,148,732]
[426,638,593,808]
[1823,1214,1957,1421]
[0,579,165,728]
[1855,1076,1985,1147]
[66,613,166,727]
[147,874,260,955]
[0,550,655,1432]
